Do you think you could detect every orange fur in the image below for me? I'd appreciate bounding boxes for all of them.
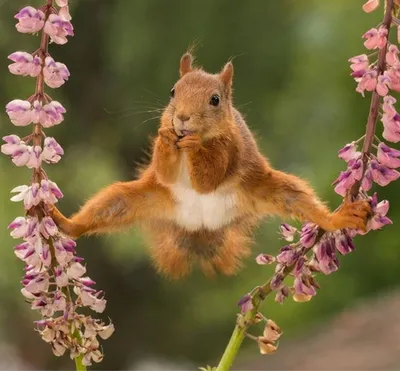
[50,53,371,278]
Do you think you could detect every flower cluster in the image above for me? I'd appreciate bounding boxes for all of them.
[238,0,399,356]
[3,1,112,366]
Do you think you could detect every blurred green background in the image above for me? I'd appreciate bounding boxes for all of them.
[0,0,399,370]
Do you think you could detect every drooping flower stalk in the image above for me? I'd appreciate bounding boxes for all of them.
[211,1,398,370]
[2,1,113,369]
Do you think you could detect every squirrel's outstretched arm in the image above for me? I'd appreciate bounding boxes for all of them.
[50,177,172,238]
[251,168,371,231]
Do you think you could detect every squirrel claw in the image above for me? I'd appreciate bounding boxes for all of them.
[331,199,372,231]
[158,127,179,146]
[176,135,202,152]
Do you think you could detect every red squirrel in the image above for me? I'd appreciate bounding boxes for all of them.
[50,53,371,278]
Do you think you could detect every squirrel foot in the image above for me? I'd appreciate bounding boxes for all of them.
[331,199,372,232]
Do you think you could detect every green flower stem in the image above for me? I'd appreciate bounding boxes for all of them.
[74,354,86,371]
[215,278,274,371]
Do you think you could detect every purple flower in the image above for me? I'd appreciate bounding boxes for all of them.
[274,286,289,304]
[44,14,74,45]
[8,52,41,77]
[40,217,58,239]
[294,275,317,297]
[370,159,400,186]
[361,164,373,191]
[255,253,275,265]
[313,239,339,275]
[43,57,70,88]
[334,232,355,255]
[381,96,400,143]
[279,223,297,241]
[38,179,63,205]
[299,223,318,248]
[10,183,41,210]
[42,137,64,164]
[276,246,298,266]
[8,217,30,239]
[6,99,32,126]
[237,293,253,313]
[377,142,400,168]
[1,135,22,155]
[14,6,45,34]
[338,142,362,162]
[32,100,66,127]
[26,145,42,169]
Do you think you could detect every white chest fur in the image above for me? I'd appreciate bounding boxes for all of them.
[171,155,237,231]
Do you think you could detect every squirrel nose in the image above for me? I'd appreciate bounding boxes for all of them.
[176,114,190,122]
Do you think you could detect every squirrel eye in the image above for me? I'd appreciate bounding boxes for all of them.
[210,94,220,106]
[170,88,175,98]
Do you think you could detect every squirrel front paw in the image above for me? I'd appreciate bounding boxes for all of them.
[158,127,179,147]
[177,135,202,152]
[331,199,372,232]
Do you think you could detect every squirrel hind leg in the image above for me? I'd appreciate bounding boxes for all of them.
[208,228,253,276]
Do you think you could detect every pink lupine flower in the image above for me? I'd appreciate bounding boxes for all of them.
[361,165,373,191]
[255,254,275,265]
[8,52,41,77]
[349,54,369,72]
[56,0,69,6]
[333,170,354,196]
[55,266,68,287]
[10,183,41,209]
[39,179,63,204]
[386,65,400,92]
[11,144,31,167]
[279,223,297,241]
[299,223,318,248]
[1,135,22,155]
[32,100,66,127]
[42,137,64,163]
[376,74,390,96]
[294,275,317,297]
[42,101,66,127]
[338,141,361,162]
[43,14,74,45]
[362,0,379,12]
[8,217,30,239]
[386,44,399,66]
[274,286,289,304]
[40,217,58,239]
[237,294,253,313]
[67,262,87,279]
[377,143,400,168]
[370,159,400,186]
[276,246,298,266]
[360,194,392,232]
[313,239,339,275]
[356,70,377,96]
[43,57,70,88]
[26,145,42,169]
[59,6,72,21]
[14,6,45,34]
[24,273,50,294]
[6,100,32,126]
[334,232,355,255]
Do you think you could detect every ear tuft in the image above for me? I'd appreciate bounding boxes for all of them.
[220,61,234,90]
[180,53,194,77]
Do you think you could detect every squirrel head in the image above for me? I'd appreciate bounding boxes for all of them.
[161,52,235,139]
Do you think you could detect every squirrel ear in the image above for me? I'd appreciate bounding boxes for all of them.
[220,61,234,92]
[179,53,193,77]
